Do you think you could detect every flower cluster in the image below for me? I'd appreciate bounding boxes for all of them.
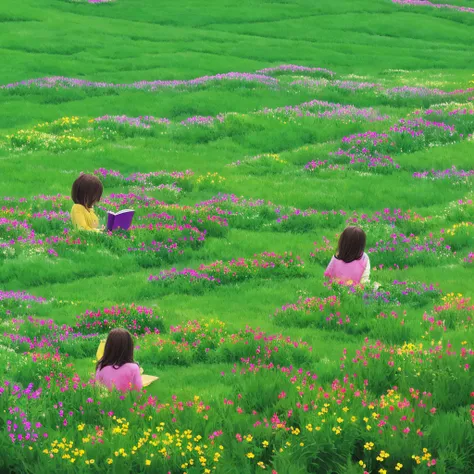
[0,290,47,304]
[1,72,277,90]
[366,233,454,266]
[228,153,287,168]
[413,166,474,179]
[5,130,93,153]
[75,304,165,336]
[392,0,474,15]
[93,168,193,187]
[304,160,345,171]
[149,252,305,286]
[261,98,389,122]
[292,78,474,98]
[324,108,474,173]
[94,115,170,128]
[291,78,381,91]
[195,172,226,187]
[272,295,344,328]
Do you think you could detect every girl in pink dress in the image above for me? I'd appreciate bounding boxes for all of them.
[96,328,143,392]
[324,226,370,286]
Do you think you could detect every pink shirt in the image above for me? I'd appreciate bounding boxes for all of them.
[324,252,370,285]
[96,363,143,392]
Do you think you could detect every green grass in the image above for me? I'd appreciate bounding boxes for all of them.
[1,0,474,473]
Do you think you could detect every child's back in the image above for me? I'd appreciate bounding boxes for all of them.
[325,252,370,285]
[71,203,99,231]
[324,226,370,285]
[96,363,142,392]
[95,328,143,392]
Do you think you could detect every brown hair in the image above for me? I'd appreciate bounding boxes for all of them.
[96,328,136,371]
[336,226,366,263]
[72,174,103,209]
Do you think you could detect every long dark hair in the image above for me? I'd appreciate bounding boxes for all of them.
[336,226,366,263]
[96,328,135,371]
[72,173,103,209]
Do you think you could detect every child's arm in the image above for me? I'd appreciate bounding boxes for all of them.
[324,256,336,278]
[132,365,143,391]
[360,257,371,285]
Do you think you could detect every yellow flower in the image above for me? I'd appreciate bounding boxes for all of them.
[379,470,387,474]
[77,424,85,431]
[145,460,151,466]
[395,463,403,471]
[107,459,113,465]
[246,452,255,459]
[262,440,269,448]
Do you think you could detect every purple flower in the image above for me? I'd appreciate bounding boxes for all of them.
[391,0,474,15]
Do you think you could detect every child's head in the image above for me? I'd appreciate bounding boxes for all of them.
[336,226,366,263]
[72,173,103,208]
[96,328,135,371]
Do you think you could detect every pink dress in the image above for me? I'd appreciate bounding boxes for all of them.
[324,252,370,285]
[96,363,143,392]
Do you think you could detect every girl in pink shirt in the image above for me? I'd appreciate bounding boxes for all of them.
[324,226,370,286]
[95,328,143,392]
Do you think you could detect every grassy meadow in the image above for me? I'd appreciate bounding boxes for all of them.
[0,0,473,473]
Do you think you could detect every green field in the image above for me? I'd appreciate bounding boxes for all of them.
[1,0,473,473]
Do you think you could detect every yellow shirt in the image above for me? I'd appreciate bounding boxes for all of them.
[71,204,99,231]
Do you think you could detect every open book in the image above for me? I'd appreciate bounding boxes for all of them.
[96,340,158,387]
[141,374,159,386]
[106,209,135,232]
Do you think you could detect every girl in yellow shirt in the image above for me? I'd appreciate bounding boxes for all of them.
[71,173,103,231]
